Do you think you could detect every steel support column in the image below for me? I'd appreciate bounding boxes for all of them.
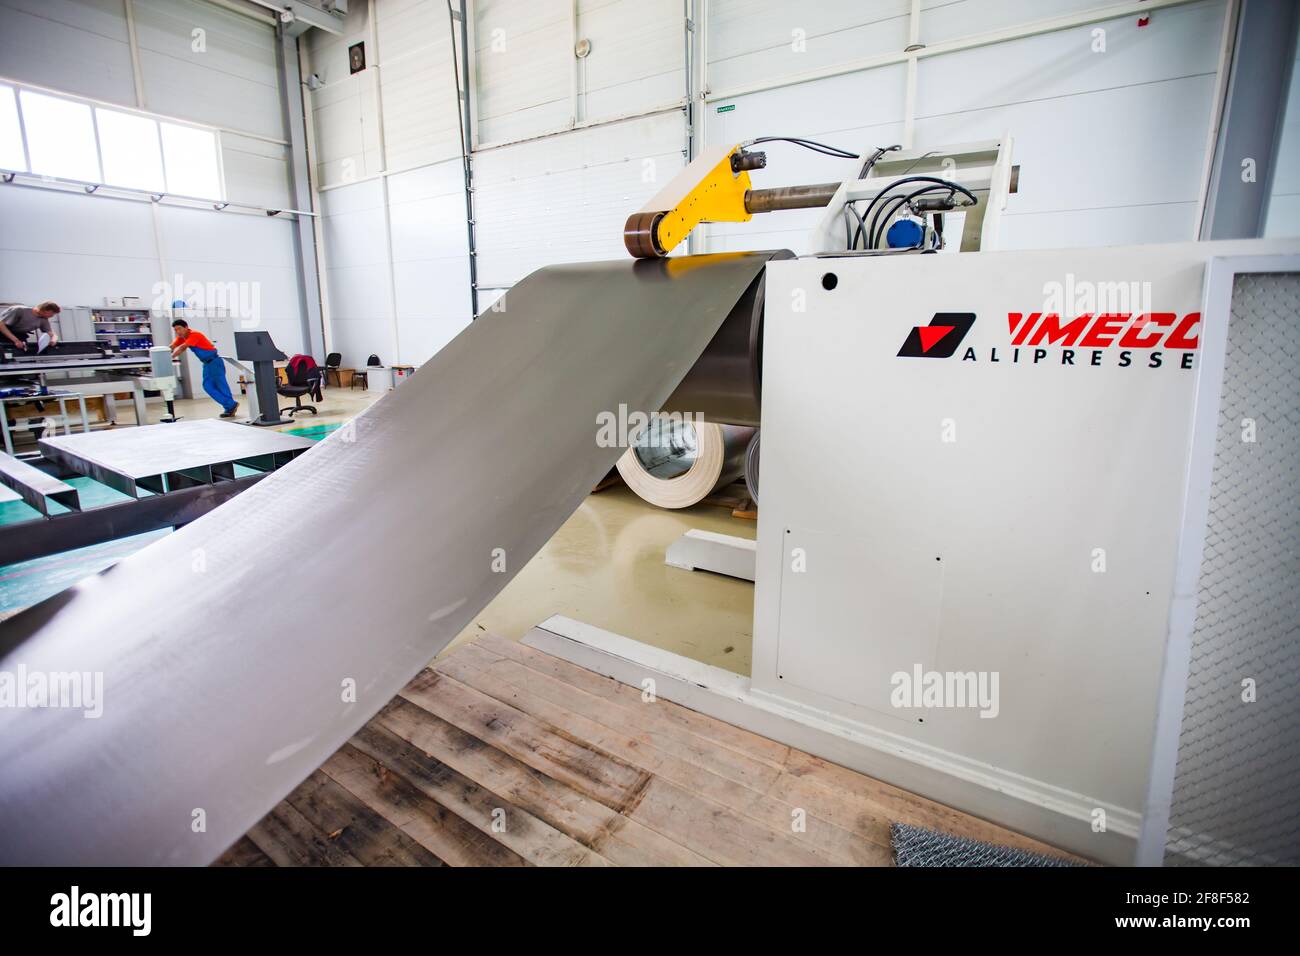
[276,23,328,359]
[1200,0,1300,239]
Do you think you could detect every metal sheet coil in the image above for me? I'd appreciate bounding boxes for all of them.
[745,429,760,503]
[616,420,755,509]
[661,249,793,426]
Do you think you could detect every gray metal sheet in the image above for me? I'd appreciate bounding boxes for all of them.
[0,252,781,864]
[0,452,80,515]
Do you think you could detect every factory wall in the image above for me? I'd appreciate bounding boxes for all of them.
[305,0,684,364]
[702,0,1230,253]
[306,0,1296,366]
[473,112,687,287]
[306,0,472,367]
[0,0,306,354]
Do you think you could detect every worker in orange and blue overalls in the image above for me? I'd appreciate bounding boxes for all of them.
[170,319,239,418]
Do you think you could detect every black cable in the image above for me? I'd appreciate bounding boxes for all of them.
[859,143,901,178]
[865,189,937,250]
[869,194,925,249]
[870,186,958,249]
[897,149,941,176]
[870,183,979,250]
[871,192,935,249]
[754,136,858,158]
[855,176,977,249]
[855,176,937,248]
[746,136,859,159]
[844,202,867,249]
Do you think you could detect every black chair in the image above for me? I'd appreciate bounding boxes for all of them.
[323,351,342,388]
[352,353,381,391]
[278,355,323,417]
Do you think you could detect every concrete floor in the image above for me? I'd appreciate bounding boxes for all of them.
[449,484,757,676]
[11,379,756,674]
[148,377,383,428]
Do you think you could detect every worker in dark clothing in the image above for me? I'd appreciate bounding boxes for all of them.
[1,301,60,352]
[171,319,239,418]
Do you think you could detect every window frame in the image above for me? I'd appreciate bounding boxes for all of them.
[0,77,226,202]
[0,84,31,173]
[93,104,168,194]
[17,88,104,184]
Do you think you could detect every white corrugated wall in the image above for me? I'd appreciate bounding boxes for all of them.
[0,0,306,352]
[306,0,1296,365]
[308,0,472,367]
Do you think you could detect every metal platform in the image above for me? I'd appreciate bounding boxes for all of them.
[0,451,81,514]
[38,418,314,497]
[0,356,152,377]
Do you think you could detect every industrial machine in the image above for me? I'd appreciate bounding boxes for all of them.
[1,340,119,370]
[0,338,166,428]
[130,346,180,423]
[0,135,1295,870]
[625,138,1013,258]
[235,330,291,427]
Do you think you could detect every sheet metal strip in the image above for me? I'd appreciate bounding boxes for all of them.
[0,452,81,515]
[0,252,784,864]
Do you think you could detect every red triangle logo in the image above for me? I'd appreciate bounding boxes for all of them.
[917,325,954,353]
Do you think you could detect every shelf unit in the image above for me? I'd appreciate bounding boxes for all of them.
[90,307,156,353]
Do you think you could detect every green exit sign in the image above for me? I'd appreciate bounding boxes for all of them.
[716,104,736,113]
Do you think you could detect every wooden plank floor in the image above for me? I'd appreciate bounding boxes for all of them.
[217,634,1078,867]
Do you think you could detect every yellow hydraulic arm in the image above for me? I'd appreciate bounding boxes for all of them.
[623,145,756,258]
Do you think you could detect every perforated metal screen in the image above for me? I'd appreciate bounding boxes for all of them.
[1164,272,1300,866]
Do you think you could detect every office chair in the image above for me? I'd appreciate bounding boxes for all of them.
[352,353,382,392]
[278,354,323,417]
[323,351,342,387]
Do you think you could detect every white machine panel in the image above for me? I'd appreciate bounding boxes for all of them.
[754,239,1300,856]
[777,528,943,720]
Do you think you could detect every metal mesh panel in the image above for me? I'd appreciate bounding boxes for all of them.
[1165,272,1300,866]
[890,823,1082,867]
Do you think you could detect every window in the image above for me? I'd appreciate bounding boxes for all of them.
[19,89,100,182]
[2,83,227,202]
[0,86,26,171]
[160,121,222,200]
[95,107,165,192]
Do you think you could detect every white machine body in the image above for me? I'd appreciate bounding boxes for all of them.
[753,239,1299,862]
[509,142,1299,865]
[132,346,177,399]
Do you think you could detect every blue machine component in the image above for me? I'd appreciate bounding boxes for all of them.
[886,217,925,249]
